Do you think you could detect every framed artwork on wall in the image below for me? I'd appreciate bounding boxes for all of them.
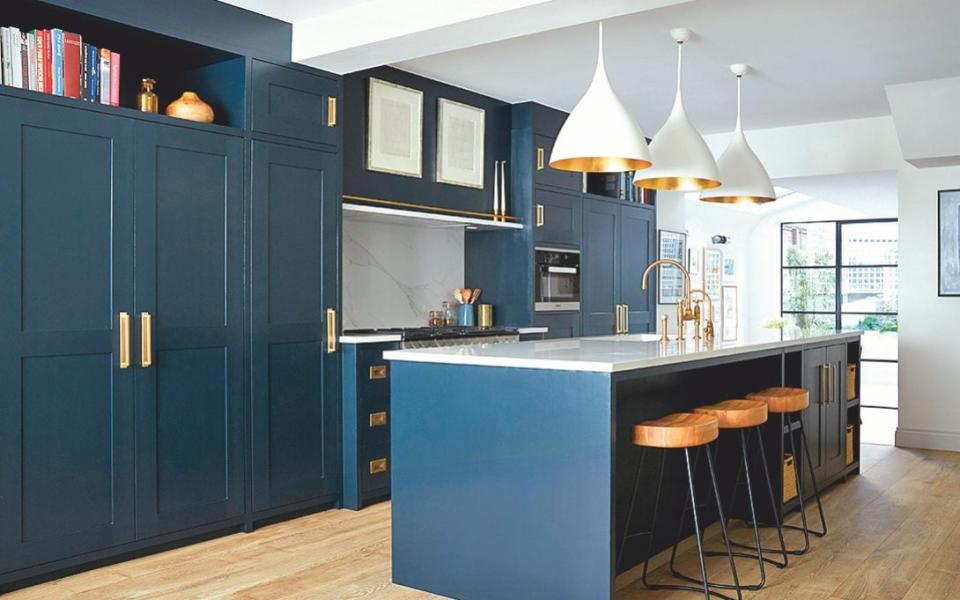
[367,77,423,178]
[939,189,960,296]
[722,285,738,341]
[657,229,688,304]
[688,247,702,280]
[436,98,485,188]
[723,256,737,282]
[703,248,723,321]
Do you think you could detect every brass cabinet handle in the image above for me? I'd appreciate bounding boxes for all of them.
[369,411,388,427]
[140,312,153,368]
[829,363,835,404]
[119,312,131,369]
[623,304,630,333]
[327,97,337,127]
[536,147,545,170]
[369,458,388,474]
[614,305,621,334]
[326,308,337,354]
[369,365,387,379]
[535,204,544,227]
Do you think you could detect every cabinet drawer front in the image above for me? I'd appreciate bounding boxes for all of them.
[357,347,391,399]
[534,188,582,247]
[252,60,339,146]
[360,395,391,447]
[361,443,391,494]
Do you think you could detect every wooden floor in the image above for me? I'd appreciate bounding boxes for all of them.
[9,444,960,599]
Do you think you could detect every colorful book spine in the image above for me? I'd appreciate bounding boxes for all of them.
[88,44,98,102]
[51,28,63,96]
[80,42,89,100]
[62,32,81,99]
[11,27,23,88]
[26,32,37,91]
[0,28,9,86]
[33,30,44,93]
[99,48,110,105]
[109,51,120,107]
[42,29,52,94]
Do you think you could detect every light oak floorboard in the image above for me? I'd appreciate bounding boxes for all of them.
[8,444,960,600]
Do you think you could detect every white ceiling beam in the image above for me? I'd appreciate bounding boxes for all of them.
[293,0,693,74]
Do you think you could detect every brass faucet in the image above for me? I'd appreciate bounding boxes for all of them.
[688,289,716,342]
[641,258,695,341]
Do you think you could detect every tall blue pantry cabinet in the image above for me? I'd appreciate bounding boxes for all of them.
[0,1,341,591]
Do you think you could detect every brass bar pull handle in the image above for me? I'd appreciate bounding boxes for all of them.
[821,364,827,405]
[535,204,544,227]
[327,97,337,127]
[140,312,153,368]
[615,305,621,334]
[624,304,629,333]
[829,364,835,404]
[536,147,545,170]
[326,308,337,354]
[119,312,131,369]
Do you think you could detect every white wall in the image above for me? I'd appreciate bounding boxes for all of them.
[896,164,960,451]
[342,220,464,329]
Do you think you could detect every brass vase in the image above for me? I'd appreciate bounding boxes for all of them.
[165,91,214,124]
[137,78,158,113]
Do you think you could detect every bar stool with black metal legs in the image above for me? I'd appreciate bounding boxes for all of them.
[743,387,827,556]
[664,399,790,592]
[616,413,742,600]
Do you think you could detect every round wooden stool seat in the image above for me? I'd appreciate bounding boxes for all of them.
[694,399,768,429]
[633,413,719,449]
[747,387,809,413]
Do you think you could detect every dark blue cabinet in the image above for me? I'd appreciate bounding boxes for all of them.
[250,141,341,513]
[532,312,582,339]
[533,134,582,192]
[0,96,137,572]
[534,188,582,247]
[133,123,246,537]
[251,60,340,146]
[581,198,656,337]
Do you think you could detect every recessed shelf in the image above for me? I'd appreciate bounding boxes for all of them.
[343,202,523,231]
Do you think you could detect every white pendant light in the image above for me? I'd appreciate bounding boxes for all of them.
[635,28,720,191]
[701,64,775,204]
[550,23,652,173]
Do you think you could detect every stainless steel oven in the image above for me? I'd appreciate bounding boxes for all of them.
[535,247,580,312]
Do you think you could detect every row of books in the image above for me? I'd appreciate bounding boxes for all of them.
[0,26,121,106]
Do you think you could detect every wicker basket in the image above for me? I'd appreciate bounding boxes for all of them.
[783,454,798,503]
[846,425,855,465]
[847,364,857,400]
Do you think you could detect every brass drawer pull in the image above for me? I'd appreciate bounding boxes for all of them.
[326,308,337,354]
[369,458,388,474]
[535,203,544,227]
[119,312,131,369]
[369,411,388,427]
[140,311,153,368]
[369,365,387,380]
[536,147,545,170]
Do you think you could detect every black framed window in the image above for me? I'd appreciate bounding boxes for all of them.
[781,219,898,437]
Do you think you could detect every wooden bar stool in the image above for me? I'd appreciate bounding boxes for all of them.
[617,413,742,600]
[745,386,826,556]
[663,400,788,592]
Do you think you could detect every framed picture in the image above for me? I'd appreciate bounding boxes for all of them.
[688,247,702,280]
[437,98,485,188]
[367,78,423,178]
[703,248,723,321]
[723,256,737,282]
[722,285,738,341]
[940,190,960,295]
[657,229,688,304]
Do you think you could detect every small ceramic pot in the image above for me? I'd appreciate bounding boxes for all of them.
[165,91,214,123]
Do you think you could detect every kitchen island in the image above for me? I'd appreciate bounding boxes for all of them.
[384,330,862,600]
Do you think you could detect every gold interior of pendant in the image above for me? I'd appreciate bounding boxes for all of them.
[549,157,652,173]
[634,176,723,191]
[700,195,776,205]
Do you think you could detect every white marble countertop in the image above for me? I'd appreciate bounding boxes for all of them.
[383,329,861,373]
[340,333,403,344]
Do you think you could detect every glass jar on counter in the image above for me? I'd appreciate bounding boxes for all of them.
[442,301,457,326]
[428,310,444,328]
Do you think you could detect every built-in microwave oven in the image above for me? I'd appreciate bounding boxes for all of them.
[535,247,580,312]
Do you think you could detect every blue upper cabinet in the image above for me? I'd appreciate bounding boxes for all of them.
[133,122,246,537]
[534,188,582,247]
[533,134,582,192]
[342,66,511,218]
[251,60,340,147]
[250,141,341,514]
[0,96,136,573]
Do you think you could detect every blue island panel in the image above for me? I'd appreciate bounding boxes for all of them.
[391,361,613,600]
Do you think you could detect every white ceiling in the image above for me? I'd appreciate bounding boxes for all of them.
[223,0,364,23]
[394,0,960,133]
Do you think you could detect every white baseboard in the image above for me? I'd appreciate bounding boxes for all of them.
[896,427,960,452]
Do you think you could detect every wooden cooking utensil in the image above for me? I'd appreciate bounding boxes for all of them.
[470,288,481,304]
[452,288,463,303]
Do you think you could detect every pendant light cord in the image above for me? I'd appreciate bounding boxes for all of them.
[735,74,743,131]
[676,40,683,97]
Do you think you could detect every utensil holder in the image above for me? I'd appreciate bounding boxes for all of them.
[478,304,493,328]
[458,304,475,327]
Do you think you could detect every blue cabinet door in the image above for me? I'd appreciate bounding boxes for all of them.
[250,141,340,512]
[0,97,136,572]
[533,134,583,192]
[534,188,582,247]
[251,60,340,147]
[581,198,620,336]
[532,312,582,339]
[133,123,245,537]
[619,204,655,333]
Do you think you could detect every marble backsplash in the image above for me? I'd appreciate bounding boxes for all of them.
[342,219,464,329]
